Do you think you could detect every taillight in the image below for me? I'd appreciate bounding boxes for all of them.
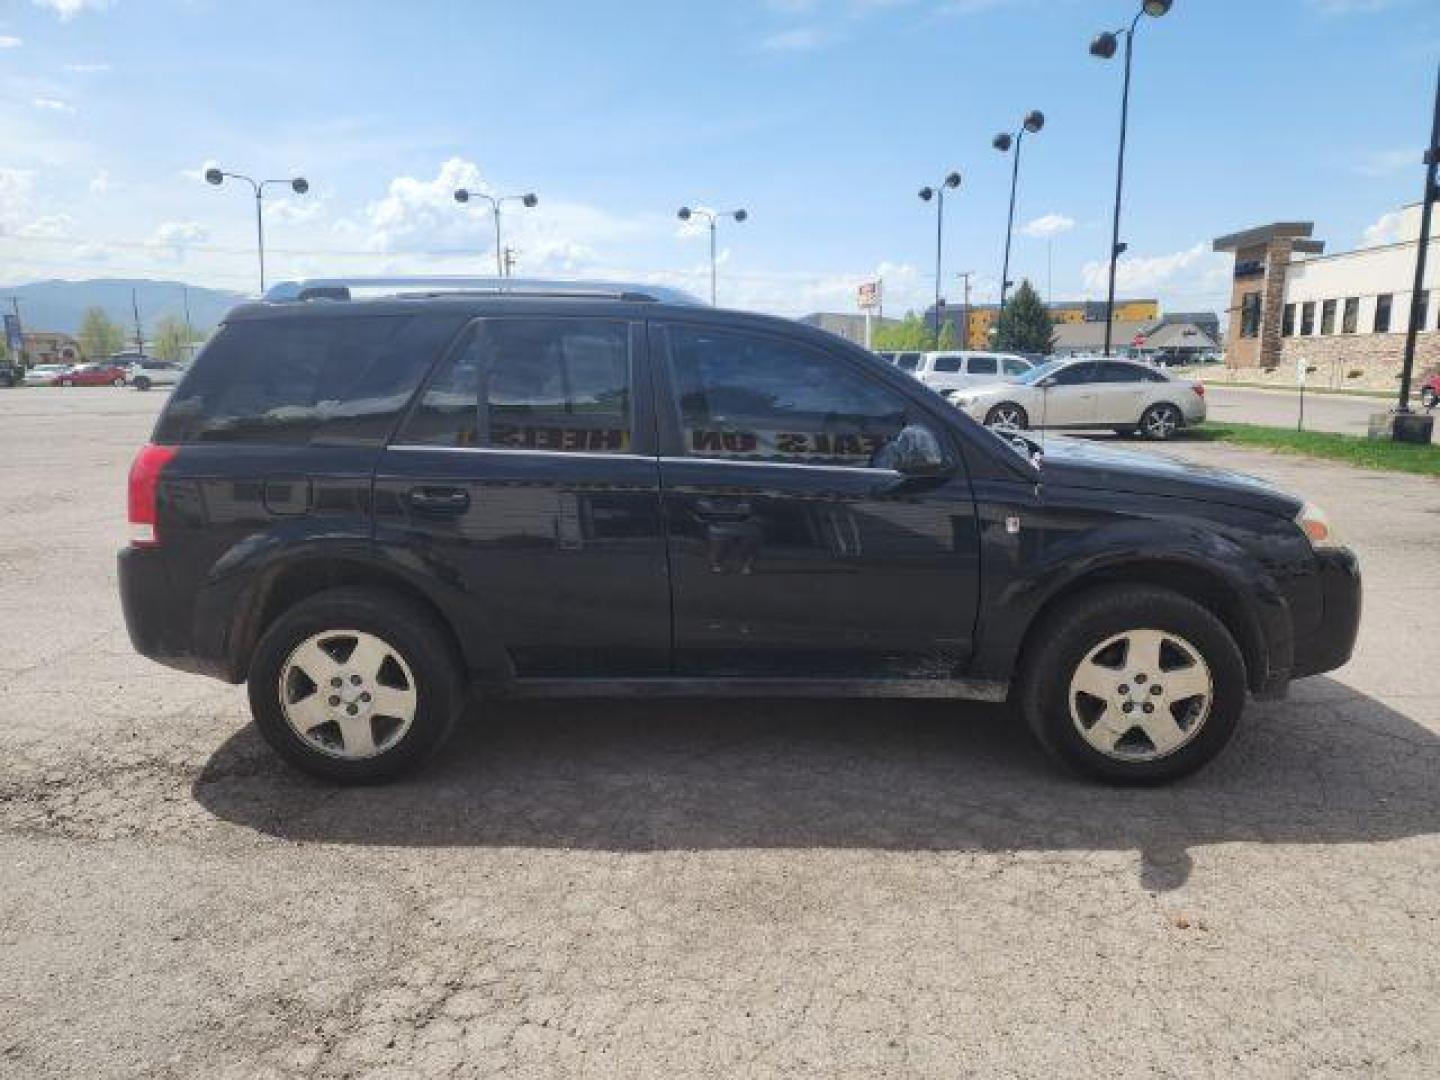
[1192,382,1205,397]
[127,444,177,547]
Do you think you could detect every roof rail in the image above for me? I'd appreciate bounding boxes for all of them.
[262,276,700,306]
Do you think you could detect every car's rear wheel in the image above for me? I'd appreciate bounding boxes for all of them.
[247,586,465,783]
[985,402,1029,430]
[1019,585,1246,784]
[134,376,151,391]
[1140,402,1183,441]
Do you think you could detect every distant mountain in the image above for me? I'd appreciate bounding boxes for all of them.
[0,278,246,336]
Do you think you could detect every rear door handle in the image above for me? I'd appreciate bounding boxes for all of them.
[408,486,470,514]
[693,497,753,521]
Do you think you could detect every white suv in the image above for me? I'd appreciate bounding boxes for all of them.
[913,351,1032,394]
[126,359,186,390]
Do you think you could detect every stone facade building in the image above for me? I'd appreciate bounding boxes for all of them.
[1213,205,1439,390]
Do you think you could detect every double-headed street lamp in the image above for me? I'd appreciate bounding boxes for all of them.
[1090,0,1174,356]
[992,110,1046,318]
[677,206,748,306]
[453,188,538,277]
[204,167,309,294]
[918,172,962,343]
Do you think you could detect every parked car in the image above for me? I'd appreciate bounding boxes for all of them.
[118,276,1359,786]
[21,363,74,386]
[914,350,1033,394]
[948,358,1206,440]
[54,362,128,387]
[126,359,187,390]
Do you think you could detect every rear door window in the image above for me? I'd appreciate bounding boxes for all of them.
[398,318,633,453]
[966,356,998,376]
[156,314,466,446]
[931,355,963,373]
[1002,357,1031,376]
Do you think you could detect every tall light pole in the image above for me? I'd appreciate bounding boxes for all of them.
[454,189,539,277]
[918,172,962,343]
[993,109,1046,323]
[204,167,309,294]
[1397,61,1440,432]
[1090,0,1173,356]
[677,206,748,306]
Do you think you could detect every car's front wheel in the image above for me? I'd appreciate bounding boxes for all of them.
[134,376,151,391]
[247,586,465,783]
[1140,402,1183,441]
[1019,585,1246,784]
[985,402,1030,430]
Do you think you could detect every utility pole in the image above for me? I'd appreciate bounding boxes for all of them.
[2,296,23,367]
[956,271,974,348]
[503,246,518,277]
[182,286,193,345]
[1397,60,1439,424]
[131,288,145,357]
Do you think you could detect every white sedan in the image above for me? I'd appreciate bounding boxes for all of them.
[947,358,1206,440]
[21,364,73,386]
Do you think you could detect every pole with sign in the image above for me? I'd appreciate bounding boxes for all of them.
[857,280,882,349]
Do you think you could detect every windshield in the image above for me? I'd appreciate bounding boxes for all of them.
[1010,360,1067,385]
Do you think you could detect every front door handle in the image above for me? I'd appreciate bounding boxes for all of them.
[408,486,470,514]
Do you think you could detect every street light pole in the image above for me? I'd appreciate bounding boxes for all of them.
[205,167,309,294]
[1398,61,1440,416]
[1090,0,1173,356]
[677,206,748,306]
[919,172,963,343]
[453,189,539,277]
[993,110,1046,321]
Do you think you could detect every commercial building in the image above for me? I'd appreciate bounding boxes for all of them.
[1051,318,1218,362]
[20,331,83,366]
[1213,203,1438,385]
[924,298,1160,349]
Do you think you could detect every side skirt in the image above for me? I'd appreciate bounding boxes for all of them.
[484,677,1010,703]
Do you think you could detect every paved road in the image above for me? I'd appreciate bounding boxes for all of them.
[1205,385,1438,442]
[2,387,1437,1078]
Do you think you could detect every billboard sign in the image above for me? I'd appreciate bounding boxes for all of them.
[856,281,881,310]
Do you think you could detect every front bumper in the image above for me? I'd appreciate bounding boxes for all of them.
[1291,546,1362,679]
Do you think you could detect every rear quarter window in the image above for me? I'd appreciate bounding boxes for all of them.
[155,313,466,446]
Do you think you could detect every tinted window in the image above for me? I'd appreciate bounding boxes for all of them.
[399,318,631,453]
[156,314,465,446]
[1002,357,1030,375]
[967,356,998,375]
[666,325,911,467]
[1051,362,1098,386]
[1375,294,1393,333]
[1321,299,1336,336]
[1240,293,1262,338]
[1342,297,1359,334]
[895,352,920,372]
[1097,362,1146,383]
[1300,302,1315,336]
[1282,304,1296,337]
[930,355,962,373]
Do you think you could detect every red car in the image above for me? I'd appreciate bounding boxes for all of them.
[53,363,128,387]
[1420,371,1440,411]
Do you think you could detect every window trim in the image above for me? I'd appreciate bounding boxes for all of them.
[650,319,958,470]
[389,315,650,457]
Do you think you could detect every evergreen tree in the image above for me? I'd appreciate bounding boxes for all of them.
[994,280,1055,354]
[78,307,125,360]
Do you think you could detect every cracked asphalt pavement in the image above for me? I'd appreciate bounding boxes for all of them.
[1,389,1437,1078]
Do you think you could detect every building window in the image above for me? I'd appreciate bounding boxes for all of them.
[1342,297,1359,334]
[1300,301,1315,336]
[1320,299,1336,335]
[1375,293,1393,333]
[1282,303,1296,337]
[1417,290,1431,332]
[1239,292,1262,338]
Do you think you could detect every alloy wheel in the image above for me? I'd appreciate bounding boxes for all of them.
[1143,405,1179,439]
[988,404,1026,429]
[278,629,418,759]
[1068,627,1213,761]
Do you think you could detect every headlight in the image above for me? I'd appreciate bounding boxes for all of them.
[1295,501,1343,549]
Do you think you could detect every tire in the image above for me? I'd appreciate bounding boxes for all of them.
[1140,402,1183,441]
[247,586,465,783]
[1019,585,1246,785]
[134,376,152,391]
[985,402,1030,430]
[111,376,126,387]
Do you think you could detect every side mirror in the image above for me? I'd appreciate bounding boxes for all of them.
[873,423,948,476]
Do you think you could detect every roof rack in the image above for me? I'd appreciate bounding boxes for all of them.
[262,276,700,306]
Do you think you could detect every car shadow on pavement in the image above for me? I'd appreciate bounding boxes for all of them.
[192,676,1440,891]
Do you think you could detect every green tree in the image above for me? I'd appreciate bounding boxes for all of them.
[994,279,1055,354]
[78,307,125,360]
[152,315,192,362]
[936,319,958,350]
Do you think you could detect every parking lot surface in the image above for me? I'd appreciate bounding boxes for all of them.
[2,388,1437,1079]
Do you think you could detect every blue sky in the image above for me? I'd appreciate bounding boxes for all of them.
[1,0,1436,322]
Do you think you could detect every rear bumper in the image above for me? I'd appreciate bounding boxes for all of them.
[1291,547,1362,680]
[118,546,229,680]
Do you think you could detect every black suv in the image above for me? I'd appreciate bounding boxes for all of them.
[119,277,1361,785]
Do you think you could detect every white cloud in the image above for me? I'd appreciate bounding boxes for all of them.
[32,97,76,114]
[31,0,114,20]
[147,220,209,260]
[1361,210,1407,246]
[63,61,111,73]
[88,169,109,196]
[758,27,826,51]
[1353,148,1415,177]
[0,35,23,48]
[1018,213,1075,239]
[1080,242,1231,310]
